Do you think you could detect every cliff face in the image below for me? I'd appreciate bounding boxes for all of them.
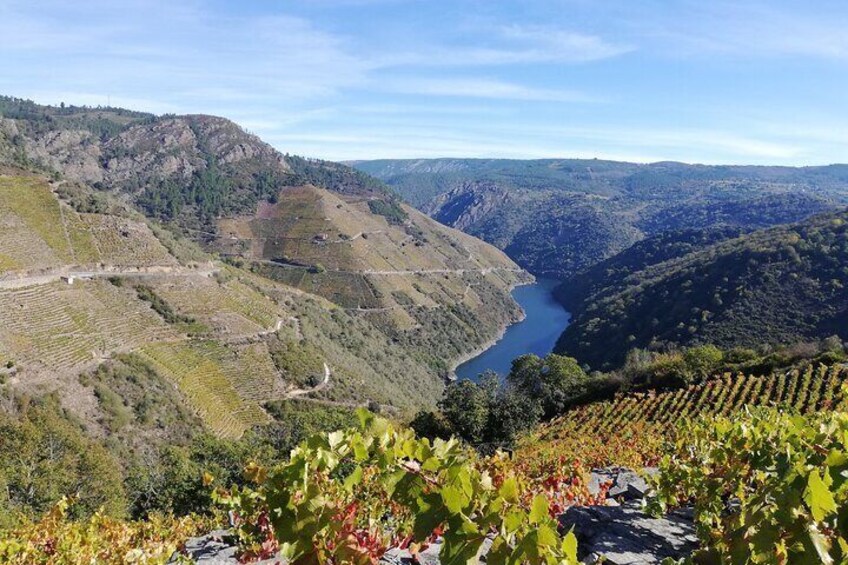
[12,113,289,189]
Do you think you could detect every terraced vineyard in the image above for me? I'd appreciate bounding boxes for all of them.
[145,273,284,337]
[0,280,177,373]
[0,175,82,270]
[0,174,178,273]
[136,341,273,438]
[79,214,177,267]
[516,364,848,470]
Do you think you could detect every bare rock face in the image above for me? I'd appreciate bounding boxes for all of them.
[0,118,20,166]
[430,182,510,234]
[559,502,698,565]
[190,115,282,165]
[16,113,291,197]
[102,118,201,185]
[24,129,104,183]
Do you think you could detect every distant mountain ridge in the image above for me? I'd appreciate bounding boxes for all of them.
[354,158,848,278]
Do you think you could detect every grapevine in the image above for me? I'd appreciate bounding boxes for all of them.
[0,497,213,564]
[213,408,579,564]
[650,405,848,563]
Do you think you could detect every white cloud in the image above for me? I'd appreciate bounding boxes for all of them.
[0,2,370,108]
[375,24,631,68]
[385,78,600,102]
[496,25,633,63]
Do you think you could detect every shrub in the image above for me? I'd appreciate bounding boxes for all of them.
[212,409,579,564]
[682,344,724,381]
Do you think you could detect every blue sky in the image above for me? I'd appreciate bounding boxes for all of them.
[2,0,847,165]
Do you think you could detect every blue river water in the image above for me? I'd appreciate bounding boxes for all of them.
[455,278,571,381]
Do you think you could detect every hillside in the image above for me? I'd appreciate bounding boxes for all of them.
[353,158,848,278]
[556,210,848,369]
[0,96,527,384]
[0,96,403,233]
[1,98,527,374]
[0,171,473,438]
[554,226,749,310]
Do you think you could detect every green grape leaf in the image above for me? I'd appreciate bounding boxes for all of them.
[529,494,549,525]
[562,530,578,563]
[499,477,520,503]
[327,430,344,448]
[440,532,485,565]
[485,536,510,565]
[343,465,363,491]
[442,484,469,514]
[805,469,837,521]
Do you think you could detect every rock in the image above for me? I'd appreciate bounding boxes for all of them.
[380,536,495,564]
[176,530,242,564]
[175,534,493,564]
[174,530,290,564]
[589,467,655,501]
[559,501,698,564]
[381,541,444,565]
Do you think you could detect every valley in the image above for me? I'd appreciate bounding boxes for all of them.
[1,96,848,565]
[0,99,530,429]
[6,1,848,562]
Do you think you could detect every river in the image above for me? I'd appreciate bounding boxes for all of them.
[455,278,571,381]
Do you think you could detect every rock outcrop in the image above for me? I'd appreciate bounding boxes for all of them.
[560,503,698,564]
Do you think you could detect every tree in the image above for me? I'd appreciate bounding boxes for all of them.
[0,399,126,524]
[683,344,724,381]
[507,353,589,419]
[485,389,542,449]
[437,375,497,445]
[408,410,453,441]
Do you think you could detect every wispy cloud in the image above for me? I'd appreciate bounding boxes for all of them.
[376,24,631,68]
[2,0,847,165]
[0,1,370,111]
[385,78,601,102]
[645,1,848,60]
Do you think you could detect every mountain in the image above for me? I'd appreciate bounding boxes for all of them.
[0,96,528,437]
[555,210,848,369]
[353,158,848,278]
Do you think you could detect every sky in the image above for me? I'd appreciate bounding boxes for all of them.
[1,0,848,165]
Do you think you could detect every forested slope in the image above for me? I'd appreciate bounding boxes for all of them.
[556,210,848,368]
[355,158,848,278]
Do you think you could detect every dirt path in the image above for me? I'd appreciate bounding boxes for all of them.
[286,362,331,398]
[0,265,219,290]
[256,259,523,277]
